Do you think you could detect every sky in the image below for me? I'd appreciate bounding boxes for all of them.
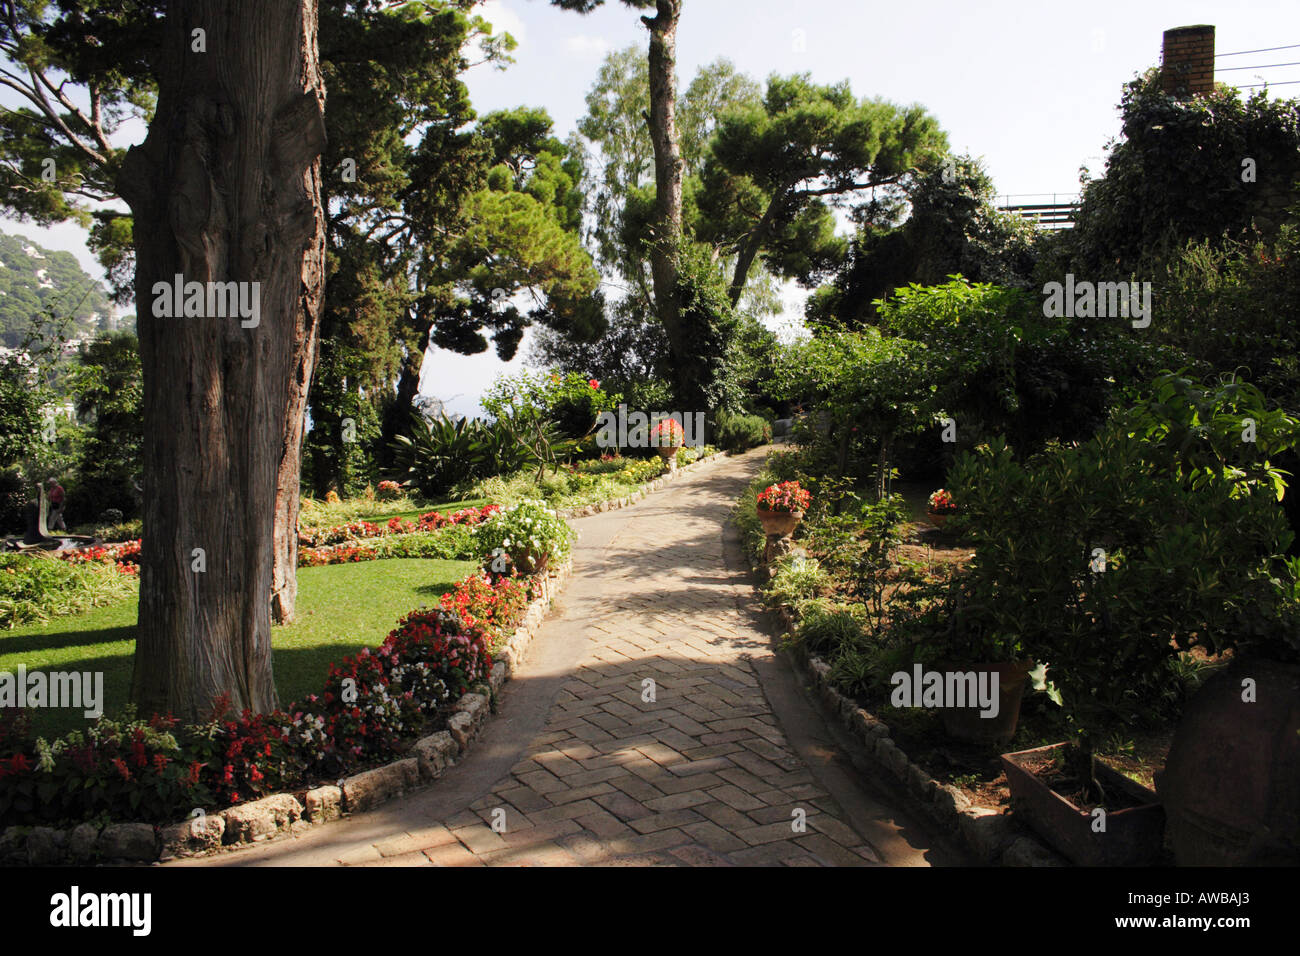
[4,0,1298,417]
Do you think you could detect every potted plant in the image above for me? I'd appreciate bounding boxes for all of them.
[651,417,685,471]
[905,584,1034,746]
[473,499,573,576]
[926,488,956,529]
[755,480,811,537]
[1000,742,1165,866]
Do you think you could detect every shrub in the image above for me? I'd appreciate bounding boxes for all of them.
[473,499,573,573]
[371,526,476,561]
[376,480,403,501]
[767,553,830,608]
[715,411,770,452]
[932,373,1300,735]
[438,573,532,650]
[0,469,26,535]
[0,553,136,628]
[796,600,867,657]
[93,517,142,542]
[389,413,526,498]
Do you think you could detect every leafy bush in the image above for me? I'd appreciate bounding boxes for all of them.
[473,499,573,573]
[715,411,771,452]
[767,553,830,608]
[371,526,476,561]
[389,413,527,498]
[0,553,136,629]
[1065,70,1300,278]
[466,455,671,510]
[93,517,142,542]
[482,370,618,443]
[930,373,1300,734]
[0,469,26,535]
[796,600,866,656]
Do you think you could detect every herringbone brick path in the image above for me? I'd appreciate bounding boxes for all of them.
[182,448,959,867]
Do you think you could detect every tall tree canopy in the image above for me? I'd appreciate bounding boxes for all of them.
[696,73,947,307]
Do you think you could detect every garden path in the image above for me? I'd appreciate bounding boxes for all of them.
[176,447,967,867]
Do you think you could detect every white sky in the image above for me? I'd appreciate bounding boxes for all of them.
[4,0,1297,417]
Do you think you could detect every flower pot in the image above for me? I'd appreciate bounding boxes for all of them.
[1001,742,1166,866]
[936,660,1032,744]
[928,511,953,529]
[757,509,803,537]
[656,445,680,471]
[496,549,549,576]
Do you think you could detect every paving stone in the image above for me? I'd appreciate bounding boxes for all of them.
[174,450,957,871]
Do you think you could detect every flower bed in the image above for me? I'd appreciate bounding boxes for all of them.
[52,539,141,575]
[1,551,138,629]
[300,504,499,547]
[0,568,532,828]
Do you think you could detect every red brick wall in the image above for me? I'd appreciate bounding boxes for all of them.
[1161,25,1215,97]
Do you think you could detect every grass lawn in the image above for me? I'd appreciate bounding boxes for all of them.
[0,557,476,739]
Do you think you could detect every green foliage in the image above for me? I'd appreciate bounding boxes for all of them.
[389,412,527,499]
[576,46,761,310]
[0,553,136,630]
[795,599,867,657]
[371,526,475,561]
[698,72,947,304]
[0,356,44,471]
[468,454,671,511]
[714,411,770,453]
[874,277,1137,455]
[806,155,1040,331]
[774,328,933,493]
[473,499,573,572]
[1066,70,1300,278]
[767,553,830,609]
[66,332,141,518]
[931,374,1300,735]
[667,241,741,413]
[1151,228,1300,411]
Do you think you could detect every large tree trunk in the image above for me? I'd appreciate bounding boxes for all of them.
[641,1,684,363]
[118,0,326,720]
[727,186,790,308]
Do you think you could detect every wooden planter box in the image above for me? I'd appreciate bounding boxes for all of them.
[1001,742,1165,866]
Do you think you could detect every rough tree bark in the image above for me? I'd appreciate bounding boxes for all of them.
[117,0,327,719]
[641,0,684,360]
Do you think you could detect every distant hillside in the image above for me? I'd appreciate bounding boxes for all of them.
[0,228,118,350]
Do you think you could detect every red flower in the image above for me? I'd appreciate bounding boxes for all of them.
[589,379,600,389]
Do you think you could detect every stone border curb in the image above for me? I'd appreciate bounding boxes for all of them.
[746,550,1065,867]
[555,450,729,519]
[0,557,573,867]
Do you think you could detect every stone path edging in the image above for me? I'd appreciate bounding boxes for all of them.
[748,559,1067,867]
[554,451,727,520]
[0,559,572,867]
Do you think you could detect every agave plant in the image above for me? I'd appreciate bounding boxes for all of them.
[389,413,493,497]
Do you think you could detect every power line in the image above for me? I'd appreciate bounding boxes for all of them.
[1238,79,1300,88]
[1218,61,1300,71]
[1216,43,1300,57]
